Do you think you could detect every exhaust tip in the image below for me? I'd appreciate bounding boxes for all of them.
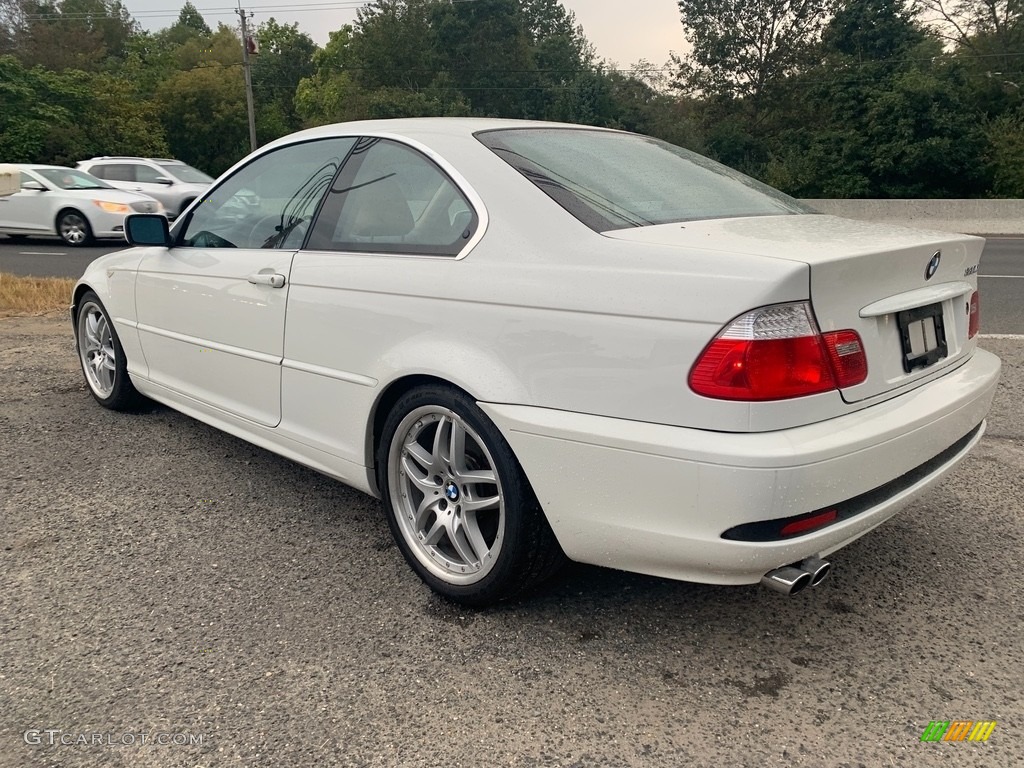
[761,566,812,596]
[799,556,832,587]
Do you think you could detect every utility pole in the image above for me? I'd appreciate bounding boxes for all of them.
[237,4,258,153]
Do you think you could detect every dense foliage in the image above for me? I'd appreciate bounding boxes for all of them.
[0,0,1020,195]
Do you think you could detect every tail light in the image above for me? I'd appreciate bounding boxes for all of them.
[968,291,980,339]
[689,302,868,401]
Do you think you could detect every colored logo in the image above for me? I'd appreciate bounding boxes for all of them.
[920,720,996,742]
[925,251,941,280]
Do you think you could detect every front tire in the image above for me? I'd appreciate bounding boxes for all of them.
[75,291,144,410]
[57,210,93,247]
[378,385,564,606]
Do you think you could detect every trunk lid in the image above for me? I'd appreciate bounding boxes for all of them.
[604,214,984,403]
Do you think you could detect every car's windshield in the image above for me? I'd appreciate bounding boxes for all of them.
[476,128,812,231]
[35,168,112,190]
[159,163,213,184]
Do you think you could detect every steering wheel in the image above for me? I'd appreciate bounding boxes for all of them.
[190,230,236,248]
[247,215,282,247]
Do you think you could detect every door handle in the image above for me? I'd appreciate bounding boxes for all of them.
[247,271,286,288]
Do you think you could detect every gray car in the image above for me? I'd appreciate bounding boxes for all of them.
[76,157,212,219]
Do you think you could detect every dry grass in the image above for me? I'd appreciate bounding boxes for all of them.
[0,272,75,317]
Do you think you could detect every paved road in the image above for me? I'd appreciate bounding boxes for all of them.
[977,238,1024,336]
[0,318,1021,767]
[2,235,1021,334]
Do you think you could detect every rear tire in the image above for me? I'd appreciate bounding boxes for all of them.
[377,385,564,606]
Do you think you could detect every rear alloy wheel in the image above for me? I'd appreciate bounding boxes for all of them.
[76,291,144,410]
[57,210,93,247]
[378,385,564,606]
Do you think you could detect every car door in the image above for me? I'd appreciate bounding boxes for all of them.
[0,172,52,234]
[131,162,177,208]
[281,137,481,464]
[134,137,356,427]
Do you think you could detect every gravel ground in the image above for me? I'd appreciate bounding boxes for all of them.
[1,316,1021,768]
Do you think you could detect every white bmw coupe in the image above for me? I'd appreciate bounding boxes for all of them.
[72,119,1001,605]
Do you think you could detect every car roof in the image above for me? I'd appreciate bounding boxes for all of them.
[82,157,180,163]
[10,164,84,172]
[275,117,620,146]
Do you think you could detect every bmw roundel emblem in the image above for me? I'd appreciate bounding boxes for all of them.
[925,251,941,280]
[445,483,460,501]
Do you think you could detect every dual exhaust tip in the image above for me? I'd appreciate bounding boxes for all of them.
[760,557,831,596]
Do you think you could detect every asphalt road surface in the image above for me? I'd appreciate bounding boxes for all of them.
[3,235,1022,335]
[0,316,1021,767]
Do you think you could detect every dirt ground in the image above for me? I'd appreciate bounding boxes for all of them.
[1,316,1021,767]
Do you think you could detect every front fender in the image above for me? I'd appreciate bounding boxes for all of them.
[73,246,150,377]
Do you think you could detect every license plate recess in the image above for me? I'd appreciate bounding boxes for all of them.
[898,302,947,373]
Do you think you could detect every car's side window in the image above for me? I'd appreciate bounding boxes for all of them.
[135,164,165,183]
[178,138,356,250]
[103,165,134,182]
[88,166,107,179]
[306,138,477,257]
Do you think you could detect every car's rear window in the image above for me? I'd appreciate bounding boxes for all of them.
[476,128,811,231]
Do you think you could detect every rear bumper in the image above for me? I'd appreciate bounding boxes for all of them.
[479,348,1001,585]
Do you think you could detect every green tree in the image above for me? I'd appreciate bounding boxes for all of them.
[985,113,1024,196]
[9,0,108,70]
[433,0,538,117]
[675,0,836,100]
[922,0,1022,63]
[348,0,442,91]
[154,26,248,174]
[762,0,989,197]
[0,54,166,163]
[176,1,210,36]
[0,54,70,160]
[294,27,358,124]
[252,18,317,139]
[9,0,137,70]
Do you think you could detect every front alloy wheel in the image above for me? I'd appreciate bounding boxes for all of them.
[76,291,143,410]
[379,386,563,605]
[58,210,93,246]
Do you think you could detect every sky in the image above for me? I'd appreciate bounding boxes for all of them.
[123,1,686,69]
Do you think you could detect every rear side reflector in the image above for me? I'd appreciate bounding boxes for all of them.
[968,291,980,339]
[780,509,838,537]
[689,302,867,401]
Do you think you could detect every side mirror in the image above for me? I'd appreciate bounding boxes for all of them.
[125,213,172,247]
[153,176,174,185]
[21,180,46,191]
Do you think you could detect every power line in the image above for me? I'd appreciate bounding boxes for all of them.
[20,0,484,21]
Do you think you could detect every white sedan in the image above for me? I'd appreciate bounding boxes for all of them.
[0,165,164,246]
[71,119,1001,605]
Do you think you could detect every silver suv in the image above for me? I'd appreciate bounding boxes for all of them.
[76,157,213,219]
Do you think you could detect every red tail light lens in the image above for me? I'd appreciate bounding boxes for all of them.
[689,303,868,401]
[968,291,980,339]
[821,330,868,388]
